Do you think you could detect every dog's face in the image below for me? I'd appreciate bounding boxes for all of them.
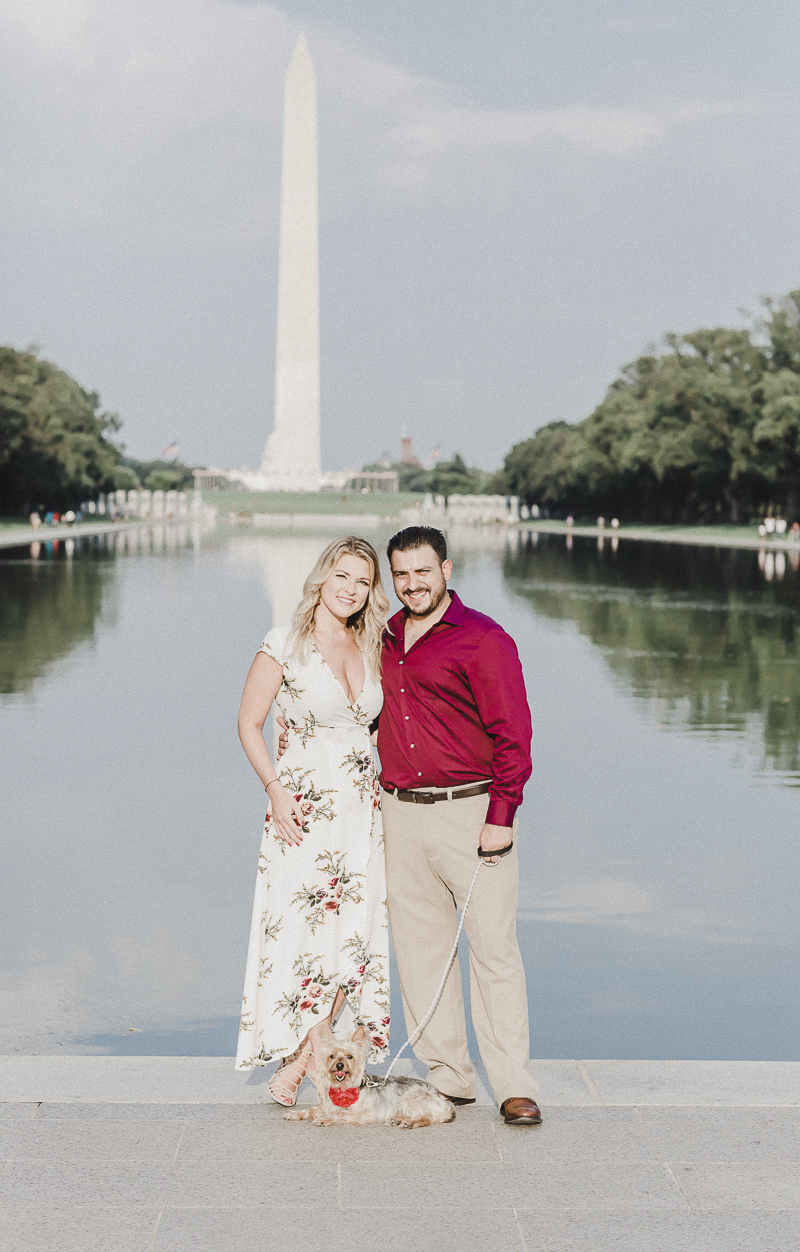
[317,1021,370,1091]
[319,1038,366,1090]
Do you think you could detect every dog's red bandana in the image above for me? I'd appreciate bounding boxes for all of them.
[328,1086,360,1108]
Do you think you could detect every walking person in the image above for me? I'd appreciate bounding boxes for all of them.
[235,537,391,1105]
[379,526,541,1125]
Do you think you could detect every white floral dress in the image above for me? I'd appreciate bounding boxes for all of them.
[235,625,390,1068]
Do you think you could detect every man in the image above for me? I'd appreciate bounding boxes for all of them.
[378,525,541,1125]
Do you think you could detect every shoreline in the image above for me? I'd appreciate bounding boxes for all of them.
[3,514,800,554]
[519,520,800,553]
[0,515,204,551]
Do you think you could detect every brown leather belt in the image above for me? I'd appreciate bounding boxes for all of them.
[390,781,491,805]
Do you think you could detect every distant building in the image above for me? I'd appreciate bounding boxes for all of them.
[401,436,421,467]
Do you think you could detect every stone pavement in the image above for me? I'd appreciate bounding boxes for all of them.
[0,1058,798,1251]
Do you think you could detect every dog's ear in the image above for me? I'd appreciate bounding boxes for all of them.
[351,1024,367,1044]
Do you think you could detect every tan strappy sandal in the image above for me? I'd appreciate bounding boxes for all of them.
[268,1037,315,1107]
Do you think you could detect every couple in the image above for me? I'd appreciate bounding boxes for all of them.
[235,526,541,1126]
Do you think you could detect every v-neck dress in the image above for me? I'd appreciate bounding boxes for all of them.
[235,625,390,1068]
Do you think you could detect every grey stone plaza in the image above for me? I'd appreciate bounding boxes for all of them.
[0,1056,798,1251]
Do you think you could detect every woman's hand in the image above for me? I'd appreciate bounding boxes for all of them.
[269,782,306,846]
[276,717,289,759]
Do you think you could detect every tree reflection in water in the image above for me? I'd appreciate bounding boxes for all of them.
[0,541,115,695]
[504,532,800,783]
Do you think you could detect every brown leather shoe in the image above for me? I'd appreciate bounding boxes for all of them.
[443,1096,476,1107]
[501,1097,542,1124]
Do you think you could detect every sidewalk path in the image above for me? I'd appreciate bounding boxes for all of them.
[0,517,196,551]
[0,1058,798,1250]
[520,520,800,554]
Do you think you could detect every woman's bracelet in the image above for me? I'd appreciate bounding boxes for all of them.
[264,778,282,793]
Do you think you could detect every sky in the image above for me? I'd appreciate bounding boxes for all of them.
[2,0,800,473]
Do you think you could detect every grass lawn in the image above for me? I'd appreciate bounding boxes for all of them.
[206,489,420,516]
[0,518,37,532]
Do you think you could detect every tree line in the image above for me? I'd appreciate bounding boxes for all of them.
[0,346,197,516]
[7,288,800,523]
[496,292,800,523]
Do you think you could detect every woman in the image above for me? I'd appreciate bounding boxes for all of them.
[235,536,391,1105]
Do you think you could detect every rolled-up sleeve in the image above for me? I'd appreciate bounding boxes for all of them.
[465,629,532,827]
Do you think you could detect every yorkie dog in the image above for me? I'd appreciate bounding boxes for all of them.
[284,1025,456,1128]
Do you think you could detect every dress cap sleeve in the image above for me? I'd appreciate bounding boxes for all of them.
[257,625,288,666]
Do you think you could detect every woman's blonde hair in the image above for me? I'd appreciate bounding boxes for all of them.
[286,536,390,677]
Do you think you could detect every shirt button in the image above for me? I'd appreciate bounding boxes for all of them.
[404,716,409,720]
[410,743,414,748]
[400,688,405,692]
[399,661,403,666]
[418,772,422,777]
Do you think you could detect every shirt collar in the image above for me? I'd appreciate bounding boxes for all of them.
[386,588,465,642]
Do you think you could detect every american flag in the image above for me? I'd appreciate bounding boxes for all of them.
[426,447,441,465]
[160,442,179,460]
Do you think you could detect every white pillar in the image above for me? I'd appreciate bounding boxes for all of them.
[260,35,321,490]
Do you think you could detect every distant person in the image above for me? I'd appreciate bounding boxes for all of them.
[63,510,76,526]
[235,537,391,1106]
[44,512,53,526]
[29,511,41,532]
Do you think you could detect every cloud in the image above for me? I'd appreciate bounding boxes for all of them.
[387,102,747,162]
[1,0,89,47]
[0,0,764,244]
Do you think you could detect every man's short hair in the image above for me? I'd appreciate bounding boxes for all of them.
[387,526,448,566]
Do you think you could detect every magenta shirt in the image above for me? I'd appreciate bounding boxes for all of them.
[377,591,532,827]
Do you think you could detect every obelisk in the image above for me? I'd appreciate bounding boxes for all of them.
[260,34,321,489]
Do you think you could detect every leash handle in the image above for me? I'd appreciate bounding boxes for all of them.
[477,840,513,859]
[382,860,484,1085]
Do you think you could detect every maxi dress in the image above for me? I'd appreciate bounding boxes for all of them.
[235,626,390,1069]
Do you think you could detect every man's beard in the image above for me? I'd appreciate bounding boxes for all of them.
[403,583,448,618]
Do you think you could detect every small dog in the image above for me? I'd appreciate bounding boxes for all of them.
[284,1025,456,1128]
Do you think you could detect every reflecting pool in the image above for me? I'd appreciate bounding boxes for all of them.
[1,525,798,1061]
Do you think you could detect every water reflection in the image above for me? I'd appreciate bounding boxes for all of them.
[0,550,113,696]
[1,526,798,1062]
[0,523,212,697]
[505,533,800,784]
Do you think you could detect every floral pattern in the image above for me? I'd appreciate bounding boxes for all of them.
[236,624,389,1068]
[291,850,365,932]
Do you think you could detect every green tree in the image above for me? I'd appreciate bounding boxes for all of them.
[427,452,486,497]
[0,346,121,515]
[502,422,584,512]
[499,293,800,523]
[145,468,185,492]
[113,465,141,491]
[124,458,196,492]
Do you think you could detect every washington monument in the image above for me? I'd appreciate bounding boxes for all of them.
[259,34,321,489]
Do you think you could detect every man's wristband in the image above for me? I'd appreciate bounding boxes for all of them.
[477,840,514,859]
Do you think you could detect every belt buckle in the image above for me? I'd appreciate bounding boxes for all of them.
[413,791,435,805]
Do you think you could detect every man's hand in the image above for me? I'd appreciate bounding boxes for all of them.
[478,823,513,866]
[276,717,289,759]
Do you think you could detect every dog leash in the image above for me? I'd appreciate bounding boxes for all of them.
[378,853,496,1086]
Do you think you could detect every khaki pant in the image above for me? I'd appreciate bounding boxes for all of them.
[382,788,539,1108]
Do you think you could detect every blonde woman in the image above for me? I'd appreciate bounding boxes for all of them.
[235,536,391,1105]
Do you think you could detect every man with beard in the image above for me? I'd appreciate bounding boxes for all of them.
[378,525,541,1125]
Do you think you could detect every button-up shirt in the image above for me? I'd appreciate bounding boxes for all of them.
[377,590,532,827]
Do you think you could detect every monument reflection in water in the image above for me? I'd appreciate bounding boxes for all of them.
[0,527,798,1062]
